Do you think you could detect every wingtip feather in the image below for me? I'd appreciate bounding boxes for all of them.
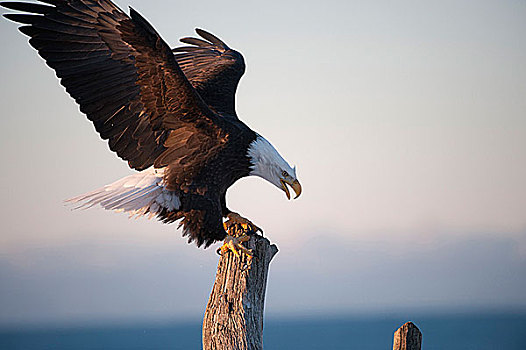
[195,28,229,49]
[1,1,53,13]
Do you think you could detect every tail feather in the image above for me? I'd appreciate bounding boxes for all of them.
[66,168,180,219]
[101,186,156,210]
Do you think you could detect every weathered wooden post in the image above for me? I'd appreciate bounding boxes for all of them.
[393,321,422,350]
[202,234,278,350]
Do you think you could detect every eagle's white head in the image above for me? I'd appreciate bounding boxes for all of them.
[247,135,302,199]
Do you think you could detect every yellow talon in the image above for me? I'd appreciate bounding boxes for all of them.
[219,212,260,258]
[223,212,262,235]
[219,234,253,258]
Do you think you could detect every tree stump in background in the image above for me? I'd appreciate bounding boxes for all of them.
[202,234,278,350]
[393,321,422,350]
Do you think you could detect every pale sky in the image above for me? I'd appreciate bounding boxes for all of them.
[1,0,525,327]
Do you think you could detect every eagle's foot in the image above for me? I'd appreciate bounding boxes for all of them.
[218,234,253,258]
[224,212,263,236]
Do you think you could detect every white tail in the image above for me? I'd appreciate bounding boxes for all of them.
[65,168,180,219]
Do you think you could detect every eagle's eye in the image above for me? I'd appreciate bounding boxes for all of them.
[281,170,289,177]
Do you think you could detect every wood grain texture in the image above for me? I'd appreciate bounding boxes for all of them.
[393,321,422,350]
[202,235,278,350]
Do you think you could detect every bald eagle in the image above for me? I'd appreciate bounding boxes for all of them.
[2,0,301,251]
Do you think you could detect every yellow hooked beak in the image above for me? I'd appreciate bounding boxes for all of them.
[280,178,302,200]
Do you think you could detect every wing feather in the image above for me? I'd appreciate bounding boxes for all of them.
[2,0,256,246]
[173,28,245,117]
[2,0,225,171]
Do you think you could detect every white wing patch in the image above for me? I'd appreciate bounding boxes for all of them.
[66,167,180,219]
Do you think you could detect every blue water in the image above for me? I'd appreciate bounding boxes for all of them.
[1,313,525,349]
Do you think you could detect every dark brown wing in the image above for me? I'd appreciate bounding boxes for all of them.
[173,28,245,118]
[1,0,225,171]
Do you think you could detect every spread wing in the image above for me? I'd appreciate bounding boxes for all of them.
[2,0,225,171]
[173,28,245,118]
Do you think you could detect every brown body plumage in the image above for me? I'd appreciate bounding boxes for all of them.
[2,0,301,248]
